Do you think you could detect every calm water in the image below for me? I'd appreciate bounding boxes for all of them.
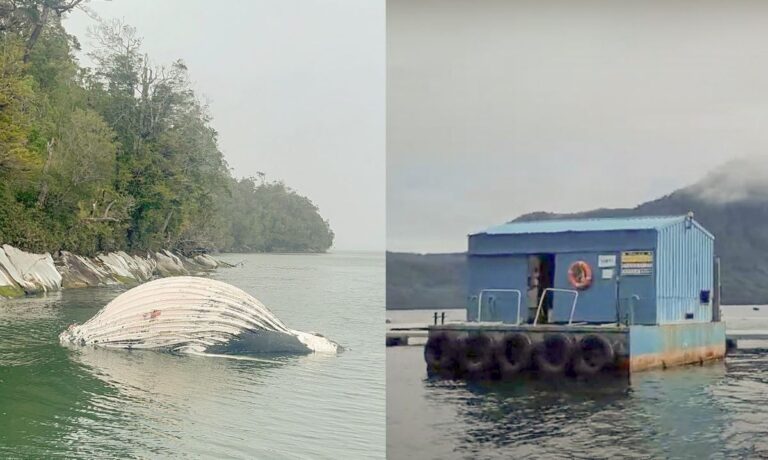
[0,252,384,459]
[387,306,768,460]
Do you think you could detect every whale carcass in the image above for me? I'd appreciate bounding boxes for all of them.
[59,276,340,355]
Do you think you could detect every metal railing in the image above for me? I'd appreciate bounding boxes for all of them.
[533,288,579,326]
[476,289,522,324]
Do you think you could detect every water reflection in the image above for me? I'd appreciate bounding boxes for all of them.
[66,344,339,397]
[415,358,768,459]
[389,309,768,459]
[424,375,632,458]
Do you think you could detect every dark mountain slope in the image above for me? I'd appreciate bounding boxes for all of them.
[386,156,768,308]
[386,252,467,310]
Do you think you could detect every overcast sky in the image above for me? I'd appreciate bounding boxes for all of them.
[388,0,768,253]
[66,0,384,252]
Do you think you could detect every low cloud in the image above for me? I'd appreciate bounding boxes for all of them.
[685,156,768,203]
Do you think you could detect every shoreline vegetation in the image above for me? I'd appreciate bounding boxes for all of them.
[0,2,334,260]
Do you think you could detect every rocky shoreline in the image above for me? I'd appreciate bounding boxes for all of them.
[0,244,228,299]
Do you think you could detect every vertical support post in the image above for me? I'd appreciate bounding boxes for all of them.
[629,295,639,326]
[615,276,621,325]
[713,256,721,322]
[477,293,483,322]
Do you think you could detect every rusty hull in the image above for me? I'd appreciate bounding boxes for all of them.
[628,322,726,372]
[426,321,726,376]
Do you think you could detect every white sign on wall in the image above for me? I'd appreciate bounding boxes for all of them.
[601,269,614,280]
[598,255,616,268]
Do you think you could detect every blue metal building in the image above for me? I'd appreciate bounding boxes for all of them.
[467,215,715,326]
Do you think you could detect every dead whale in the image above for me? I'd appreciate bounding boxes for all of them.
[59,276,340,355]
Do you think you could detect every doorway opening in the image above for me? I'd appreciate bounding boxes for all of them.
[527,254,555,323]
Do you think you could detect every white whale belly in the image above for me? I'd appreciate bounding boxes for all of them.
[59,276,340,354]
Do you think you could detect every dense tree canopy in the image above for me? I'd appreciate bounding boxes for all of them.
[0,1,333,255]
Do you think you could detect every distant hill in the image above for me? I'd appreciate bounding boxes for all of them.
[386,156,768,309]
[386,252,466,310]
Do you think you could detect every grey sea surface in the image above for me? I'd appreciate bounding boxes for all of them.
[0,252,384,459]
[387,305,768,459]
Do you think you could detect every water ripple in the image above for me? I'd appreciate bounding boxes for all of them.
[1,252,384,459]
[388,343,768,460]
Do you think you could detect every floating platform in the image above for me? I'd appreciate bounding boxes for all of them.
[386,325,428,346]
[423,321,726,379]
[415,214,731,380]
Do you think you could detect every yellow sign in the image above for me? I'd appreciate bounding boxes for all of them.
[621,251,653,264]
[621,251,653,276]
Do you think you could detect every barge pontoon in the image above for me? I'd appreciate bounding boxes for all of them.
[425,214,726,379]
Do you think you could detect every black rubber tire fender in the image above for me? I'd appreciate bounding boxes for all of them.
[494,332,533,377]
[533,333,575,374]
[457,333,495,377]
[424,332,458,372]
[572,334,615,376]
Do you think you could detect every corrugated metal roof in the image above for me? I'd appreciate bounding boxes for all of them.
[479,215,690,235]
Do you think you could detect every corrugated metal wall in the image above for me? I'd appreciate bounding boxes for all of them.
[466,217,715,325]
[655,220,714,324]
[466,255,529,322]
[550,250,658,325]
[467,230,659,324]
[552,251,622,323]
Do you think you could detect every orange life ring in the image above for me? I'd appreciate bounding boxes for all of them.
[567,260,593,290]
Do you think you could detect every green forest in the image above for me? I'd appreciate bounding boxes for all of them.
[0,1,334,255]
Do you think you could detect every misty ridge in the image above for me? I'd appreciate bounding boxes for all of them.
[387,155,768,309]
[683,155,768,204]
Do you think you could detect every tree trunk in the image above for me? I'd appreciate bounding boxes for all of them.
[103,200,117,218]
[36,138,55,208]
[24,1,85,62]
[160,209,174,236]
[24,6,50,63]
